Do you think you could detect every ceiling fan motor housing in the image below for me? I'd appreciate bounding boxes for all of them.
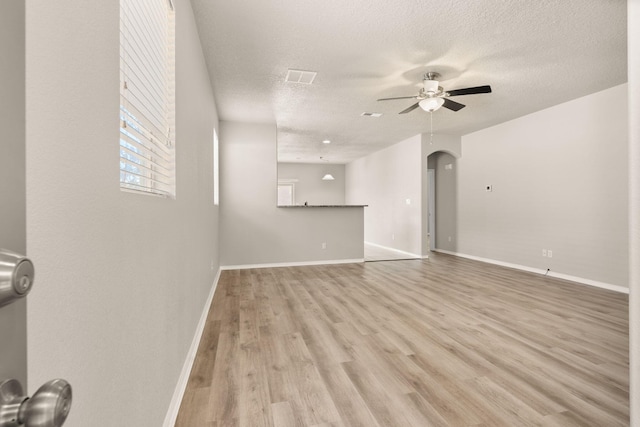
[423,79,440,95]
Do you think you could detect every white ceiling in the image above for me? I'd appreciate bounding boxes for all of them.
[190,0,627,164]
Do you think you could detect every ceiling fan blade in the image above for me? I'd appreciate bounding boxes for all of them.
[447,85,492,97]
[443,98,466,111]
[399,102,420,114]
[377,96,418,101]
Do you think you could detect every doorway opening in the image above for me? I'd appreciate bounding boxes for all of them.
[426,151,458,254]
[364,242,421,262]
[427,168,436,252]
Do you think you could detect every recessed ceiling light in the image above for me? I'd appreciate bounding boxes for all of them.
[285,69,317,84]
[322,139,331,144]
[361,112,382,117]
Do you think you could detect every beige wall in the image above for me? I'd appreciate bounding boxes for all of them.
[458,84,628,288]
[220,121,364,267]
[26,0,219,425]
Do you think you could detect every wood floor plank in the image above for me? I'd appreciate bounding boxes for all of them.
[271,401,296,427]
[207,330,240,424]
[340,359,415,427]
[187,320,221,388]
[281,332,341,426]
[176,253,629,426]
[464,376,546,426]
[397,391,450,427]
[302,328,381,427]
[175,387,215,427]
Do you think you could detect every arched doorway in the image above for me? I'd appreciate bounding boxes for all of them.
[426,151,458,254]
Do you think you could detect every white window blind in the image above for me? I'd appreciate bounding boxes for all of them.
[120,0,176,197]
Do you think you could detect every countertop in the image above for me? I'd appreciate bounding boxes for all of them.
[278,205,368,208]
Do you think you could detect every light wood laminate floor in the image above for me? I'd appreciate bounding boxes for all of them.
[176,253,629,426]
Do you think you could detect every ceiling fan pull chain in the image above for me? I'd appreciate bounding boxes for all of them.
[430,111,434,145]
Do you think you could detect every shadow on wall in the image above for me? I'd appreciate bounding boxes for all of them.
[427,151,458,252]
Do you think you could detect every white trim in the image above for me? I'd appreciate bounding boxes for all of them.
[435,249,629,294]
[221,258,364,271]
[365,241,423,259]
[163,268,222,427]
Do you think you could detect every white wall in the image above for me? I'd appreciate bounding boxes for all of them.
[346,134,423,256]
[422,134,462,159]
[25,0,219,425]
[628,1,639,425]
[278,163,346,205]
[220,122,364,267]
[458,84,628,288]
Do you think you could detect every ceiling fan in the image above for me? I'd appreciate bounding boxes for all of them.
[378,72,492,114]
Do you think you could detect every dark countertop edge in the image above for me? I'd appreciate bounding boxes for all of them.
[277,205,368,208]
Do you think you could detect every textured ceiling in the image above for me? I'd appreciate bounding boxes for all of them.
[190,0,627,164]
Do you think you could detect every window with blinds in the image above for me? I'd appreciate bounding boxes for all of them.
[120,0,176,197]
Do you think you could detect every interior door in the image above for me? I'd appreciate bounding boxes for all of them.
[0,0,27,387]
[0,5,73,424]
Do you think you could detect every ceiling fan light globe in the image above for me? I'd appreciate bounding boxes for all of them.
[419,97,444,112]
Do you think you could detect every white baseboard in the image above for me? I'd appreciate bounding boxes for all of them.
[221,258,364,270]
[435,249,629,294]
[365,241,423,259]
[163,268,221,427]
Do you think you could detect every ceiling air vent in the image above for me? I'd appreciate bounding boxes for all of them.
[361,112,382,117]
[285,69,317,84]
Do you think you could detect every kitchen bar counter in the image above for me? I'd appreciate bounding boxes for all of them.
[278,205,368,208]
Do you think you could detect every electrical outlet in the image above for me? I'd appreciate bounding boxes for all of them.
[392,234,395,240]
[321,242,327,249]
[448,236,452,242]
[548,250,553,258]
[542,249,547,257]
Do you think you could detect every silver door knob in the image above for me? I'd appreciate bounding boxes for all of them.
[0,249,34,308]
[0,379,72,427]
